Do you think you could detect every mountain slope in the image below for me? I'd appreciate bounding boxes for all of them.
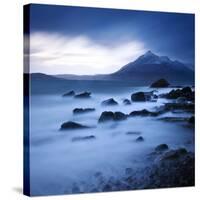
[111,51,194,85]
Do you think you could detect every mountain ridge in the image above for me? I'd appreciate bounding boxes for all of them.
[32,51,194,85]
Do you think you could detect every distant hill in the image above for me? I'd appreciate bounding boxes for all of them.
[54,51,194,85]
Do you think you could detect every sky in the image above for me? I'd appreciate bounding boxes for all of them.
[26,4,195,75]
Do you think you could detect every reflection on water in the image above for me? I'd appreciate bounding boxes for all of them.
[29,86,194,195]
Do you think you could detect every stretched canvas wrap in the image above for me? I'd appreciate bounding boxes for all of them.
[23,4,195,196]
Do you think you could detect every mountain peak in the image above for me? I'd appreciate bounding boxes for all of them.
[144,50,155,56]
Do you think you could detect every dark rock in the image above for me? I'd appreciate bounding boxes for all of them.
[129,109,159,117]
[188,116,195,124]
[123,99,131,105]
[164,103,194,111]
[163,87,194,101]
[161,148,188,161]
[73,108,95,114]
[101,98,118,106]
[126,131,141,135]
[71,135,96,142]
[131,92,146,101]
[176,97,188,103]
[60,121,90,130]
[158,117,189,122]
[102,184,112,192]
[155,144,169,152]
[98,111,127,123]
[150,79,170,88]
[72,183,81,193]
[74,92,91,98]
[135,136,144,142]
[62,90,75,97]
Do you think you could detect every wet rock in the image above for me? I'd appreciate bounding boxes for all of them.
[126,131,141,135]
[176,97,188,103]
[71,135,96,142]
[101,98,118,106]
[102,184,112,192]
[123,99,131,105]
[135,136,144,142]
[163,87,194,101]
[60,121,90,130]
[131,92,146,101]
[74,91,91,98]
[155,144,169,152]
[161,148,188,161]
[188,116,195,124]
[129,109,159,117]
[71,183,81,193]
[164,103,194,111]
[73,108,95,114]
[98,111,127,123]
[62,90,75,97]
[158,117,189,122]
[150,78,170,88]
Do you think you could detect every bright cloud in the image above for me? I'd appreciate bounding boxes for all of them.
[28,32,147,75]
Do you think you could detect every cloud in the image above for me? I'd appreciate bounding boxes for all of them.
[28,32,147,75]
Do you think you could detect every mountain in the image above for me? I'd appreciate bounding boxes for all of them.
[50,51,193,85]
[110,51,194,84]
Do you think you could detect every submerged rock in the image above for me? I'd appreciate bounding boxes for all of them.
[98,111,127,123]
[123,99,131,105]
[71,135,96,142]
[126,131,141,135]
[129,109,159,117]
[60,121,90,130]
[150,78,170,88]
[73,108,95,114]
[158,116,189,122]
[74,92,91,98]
[101,98,118,106]
[176,97,188,103]
[155,144,169,152]
[164,102,194,111]
[135,136,144,142]
[62,90,75,97]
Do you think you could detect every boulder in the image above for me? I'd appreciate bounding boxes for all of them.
[101,98,118,106]
[129,109,158,117]
[60,121,90,130]
[71,135,96,142]
[123,99,131,105]
[74,92,91,98]
[131,92,146,101]
[188,116,195,124]
[62,90,75,97]
[155,144,169,152]
[135,136,144,142]
[73,108,95,114]
[160,148,187,161]
[150,79,170,88]
[98,111,127,123]
[163,87,194,101]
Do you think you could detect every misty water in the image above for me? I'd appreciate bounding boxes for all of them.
[29,85,194,196]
